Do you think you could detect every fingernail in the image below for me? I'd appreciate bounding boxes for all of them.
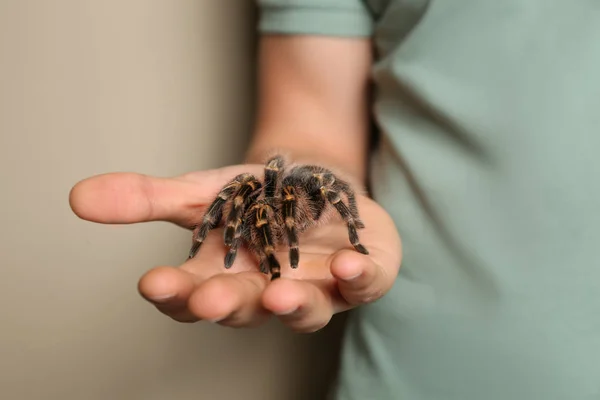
[148,293,176,303]
[274,306,298,316]
[340,272,362,281]
[207,316,226,323]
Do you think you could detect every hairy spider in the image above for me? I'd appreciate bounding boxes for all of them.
[187,155,369,280]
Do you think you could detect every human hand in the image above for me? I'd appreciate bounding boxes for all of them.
[69,164,402,332]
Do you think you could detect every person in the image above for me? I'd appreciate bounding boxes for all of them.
[69,1,600,399]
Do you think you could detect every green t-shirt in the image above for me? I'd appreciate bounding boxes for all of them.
[257,1,600,399]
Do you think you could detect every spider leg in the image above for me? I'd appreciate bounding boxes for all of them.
[224,225,245,268]
[296,165,328,220]
[281,183,300,268]
[245,204,271,274]
[222,174,261,268]
[308,191,327,220]
[223,174,261,246]
[242,205,269,274]
[332,179,365,229]
[188,174,247,259]
[249,244,269,274]
[264,155,285,199]
[224,187,263,268]
[256,250,269,274]
[321,183,369,255]
[251,202,282,280]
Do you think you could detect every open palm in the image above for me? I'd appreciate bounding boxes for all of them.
[69,164,402,332]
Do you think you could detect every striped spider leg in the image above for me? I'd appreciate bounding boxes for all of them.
[246,199,282,279]
[279,164,369,270]
[188,173,261,268]
[242,155,286,279]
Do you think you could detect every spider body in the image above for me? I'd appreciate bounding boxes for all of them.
[188,155,368,280]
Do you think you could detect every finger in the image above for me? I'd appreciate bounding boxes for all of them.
[330,250,397,309]
[69,172,201,226]
[187,272,271,328]
[138,266,200,323]
[262,278,335,333]
[68,165,260,227]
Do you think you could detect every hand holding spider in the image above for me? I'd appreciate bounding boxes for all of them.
[189,155,371,281]
[69,160,402,332]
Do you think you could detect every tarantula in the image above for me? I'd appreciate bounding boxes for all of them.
[187,155,369,280]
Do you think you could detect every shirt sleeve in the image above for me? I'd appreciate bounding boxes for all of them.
[256,0,374,37]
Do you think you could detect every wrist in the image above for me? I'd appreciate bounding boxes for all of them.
[244,143,367,190]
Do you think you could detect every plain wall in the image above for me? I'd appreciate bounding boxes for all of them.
[0,2,345,399]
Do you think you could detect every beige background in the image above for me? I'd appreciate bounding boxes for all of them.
[0,1,345,399]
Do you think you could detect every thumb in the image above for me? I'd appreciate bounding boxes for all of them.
[330,250,395,309]
[69,165,262,228]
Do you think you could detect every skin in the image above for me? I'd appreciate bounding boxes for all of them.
[68,36,403,333]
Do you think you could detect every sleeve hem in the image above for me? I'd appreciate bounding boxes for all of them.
[258,6,373,38]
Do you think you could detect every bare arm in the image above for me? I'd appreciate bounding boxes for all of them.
[69,32,401,332]
[245,35,373,185]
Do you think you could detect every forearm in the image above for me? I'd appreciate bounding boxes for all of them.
[244,35,372,187]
